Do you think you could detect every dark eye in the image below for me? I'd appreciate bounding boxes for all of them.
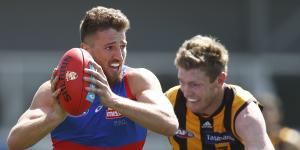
[105,46,113,50]
[120,44,126,49]
[179,80,184,86]
[191,83,201,88]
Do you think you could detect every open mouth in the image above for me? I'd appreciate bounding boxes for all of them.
[187,98,198,102]
[110,63,120,71]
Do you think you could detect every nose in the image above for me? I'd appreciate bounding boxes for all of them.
[113,47,124,61]
[181,85,192,98]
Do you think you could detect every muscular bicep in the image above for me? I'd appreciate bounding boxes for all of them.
[235,102,274,150]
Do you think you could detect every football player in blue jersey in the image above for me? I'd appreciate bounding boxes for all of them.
[7,6,178,150]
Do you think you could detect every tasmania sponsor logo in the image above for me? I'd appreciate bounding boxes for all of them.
[174,129,195,138]
[106,108,123,119]
[204,132,235,144]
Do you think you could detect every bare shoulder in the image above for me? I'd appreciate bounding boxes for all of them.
[126,68,162,91]
[235,102,274,149]
[126,68,163,100]
[127,68,158,81]
[235,102,264,129]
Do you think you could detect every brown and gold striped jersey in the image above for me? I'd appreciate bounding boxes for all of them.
[165,84,261,150]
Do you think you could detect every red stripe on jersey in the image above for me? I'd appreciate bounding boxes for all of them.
[52,138,145,150]
[124,73,135,100]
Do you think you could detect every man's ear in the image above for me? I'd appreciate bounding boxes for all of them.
[217,72,227,85]
[80,42,90,51]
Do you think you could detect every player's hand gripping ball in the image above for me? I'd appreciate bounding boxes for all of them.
[55,48,96,116]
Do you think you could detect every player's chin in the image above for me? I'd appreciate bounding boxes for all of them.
[186,100,202,111]
[107,71,122,82]
[187,103,201,113]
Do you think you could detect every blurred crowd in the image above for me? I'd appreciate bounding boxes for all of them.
[259,93,300,150]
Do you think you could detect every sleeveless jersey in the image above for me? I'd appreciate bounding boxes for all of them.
[51,66,147,150]
[165,84,260,150]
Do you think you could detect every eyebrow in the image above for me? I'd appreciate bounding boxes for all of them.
[104,40,127,47]
[104,41,116,47]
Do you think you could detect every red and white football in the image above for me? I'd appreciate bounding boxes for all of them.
[55,48,95,116]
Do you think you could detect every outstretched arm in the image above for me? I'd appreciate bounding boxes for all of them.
[84,62,178,136]
[7,76,67,150]
[235,102,275,150]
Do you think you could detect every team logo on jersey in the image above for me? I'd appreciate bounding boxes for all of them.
[95,105,103,113]
[106,108,124,119]
[174,129,195,138]
[202,121,212,129]
[66,71,78,81]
